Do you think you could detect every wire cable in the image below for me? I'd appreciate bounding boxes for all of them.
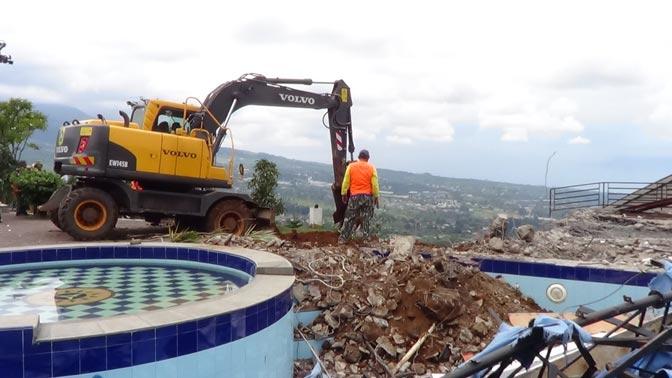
[559,269,646,316]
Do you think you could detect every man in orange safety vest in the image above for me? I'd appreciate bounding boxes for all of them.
[338,149,380,243]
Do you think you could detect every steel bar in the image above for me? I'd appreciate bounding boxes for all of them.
[601,327,672,378]
[445,291,672,378]
[560,308,644,372]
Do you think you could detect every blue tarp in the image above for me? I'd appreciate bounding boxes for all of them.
[594,350,672,378]
[458,316,592,378]
[648,260,672,294]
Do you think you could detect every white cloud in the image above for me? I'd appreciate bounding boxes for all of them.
[479,97,584,141]
[3,0,672,182]
[501,128,528,142]
[386,135,413,144]
[568,136,591,144]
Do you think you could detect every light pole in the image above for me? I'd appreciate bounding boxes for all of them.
[545,151,557,192]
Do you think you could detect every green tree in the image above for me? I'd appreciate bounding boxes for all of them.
[0,145,16,201]
[0,98,47,162]
[248,159,284,214]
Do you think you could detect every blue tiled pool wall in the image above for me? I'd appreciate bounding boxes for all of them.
[493,273,652,313]
[0,288,293,377]
[478,258,657,313]
[0,245,256,277]
[478,258,657,287]
[72,309,295,378]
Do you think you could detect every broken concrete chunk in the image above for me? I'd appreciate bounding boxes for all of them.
[376,336,397,357]
[412,362,427,375]
[390,234,416,259]
[404,281,416,294]
[343,343,362,363]
[458,328,473,343]
[334,360,347,373]
[366,288,385,307]
[372,316,389,328]
[291,283,308,303]
[489,214,508,238]
[488,237,505,252]
[372,306,388,317]
[472,316,491,336]
[516,224,535,243]
[312,323,330,338]
[337,304,354,320]
[392,333,405,345]
[308,284,322,300]
[324,311,340,329]
[326,290,342,306]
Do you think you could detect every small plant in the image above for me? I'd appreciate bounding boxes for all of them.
[286,218,303,230]
[10,169,63,209]
[168,226,201,243]
[247,229,277,243]
[248,159,284,215]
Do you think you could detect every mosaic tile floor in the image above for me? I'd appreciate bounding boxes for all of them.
[0,264,247,322]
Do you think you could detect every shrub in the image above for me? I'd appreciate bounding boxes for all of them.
[10,169,63,208]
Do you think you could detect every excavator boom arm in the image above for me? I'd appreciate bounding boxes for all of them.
[201,74,354,223]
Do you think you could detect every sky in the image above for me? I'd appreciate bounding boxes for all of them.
[1,0,672,186]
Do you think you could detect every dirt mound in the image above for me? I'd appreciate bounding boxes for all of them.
[280,230,340,247]
[282,246,540,376]
[169,229,541,376]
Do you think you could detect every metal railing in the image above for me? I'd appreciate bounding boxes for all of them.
[549,181,672,215]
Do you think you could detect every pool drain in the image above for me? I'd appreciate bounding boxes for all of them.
[546,283,567,303]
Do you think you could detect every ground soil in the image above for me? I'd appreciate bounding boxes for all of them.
[280,230,341,247]
[0,213,167,248]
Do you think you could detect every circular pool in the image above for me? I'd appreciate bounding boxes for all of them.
[0,260,250,322]
[0,243,295,378]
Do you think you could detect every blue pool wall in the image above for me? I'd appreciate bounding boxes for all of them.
[478,258,656,312]
[0,244,294,378]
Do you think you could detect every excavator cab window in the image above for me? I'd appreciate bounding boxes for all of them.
[154,108,189,134]
[130,106,145,127]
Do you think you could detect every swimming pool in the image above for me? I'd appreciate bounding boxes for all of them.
[0,260,250,322]
[0,243,295,378]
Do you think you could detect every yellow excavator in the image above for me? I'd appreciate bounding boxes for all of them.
[40,73,355,240]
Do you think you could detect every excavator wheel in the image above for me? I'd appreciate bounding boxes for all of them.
[49,210,63,231]
[58,187,118,241]
[205,199,253,235]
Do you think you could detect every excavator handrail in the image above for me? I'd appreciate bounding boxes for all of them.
[184,96,236,182]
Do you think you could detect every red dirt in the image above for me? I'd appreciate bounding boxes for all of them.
[280,231,340,247]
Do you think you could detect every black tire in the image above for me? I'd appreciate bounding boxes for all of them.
[49,210,63,231]
[58,187,118,241]
[205,199,253,235]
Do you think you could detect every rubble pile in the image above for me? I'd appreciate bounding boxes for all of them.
[201,231,541,377]
[460,209,672,269]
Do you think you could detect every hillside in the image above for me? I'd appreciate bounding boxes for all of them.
[23,103,547,242]
[20,103,91,163]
